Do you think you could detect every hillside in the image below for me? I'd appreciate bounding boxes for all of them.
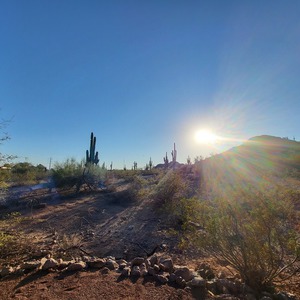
[200,135,300,194]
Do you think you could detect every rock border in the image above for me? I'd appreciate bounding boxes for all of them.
[0,255,296,300]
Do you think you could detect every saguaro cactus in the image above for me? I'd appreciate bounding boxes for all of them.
[171,143,177,163]
[149,157,153,170]
[163,152,169,169]
[86,132,99,165]
[187,156,191,165]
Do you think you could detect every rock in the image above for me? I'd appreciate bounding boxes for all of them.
[105,259,118,270]
[101,267,110,274]
[148,267,156,276]
[87,258,106,269]
[168,273,177,282]
[216,279,239,295]
[0,266,14,277]
[189,277,206,288]
[131,266,141,277]
[174,266,194,282]
[66,261,86,272]
[159,258,174,273]
[197,264,215,279]
[119,263,127,270]
[153,264,160,272]
[206,280,217,294]
[148,255,158,267]
[117,259,127,265]
[58,260,69,269]
[131,257,145,266]
[175,276,186,288]
[156,274,168,284]
[41,258,58,270]
[140,263,148,276]
[21,261,41,270]
[145,259,151,268]
[260,297,272,300]
[121,267,130,277]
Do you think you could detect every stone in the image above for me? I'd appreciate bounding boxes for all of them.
[159,258,174,273]
[148,254,158,267]
[0,266,14,277]
[119,263,127,270]
[117,259,127,265]
[41,258,58,270]
[130,266,141,277]
[156,274,168,284]
[216,279,239,295]
[101,267,110,274]
[105,259,118,270]
[66,261,86,272]
[168,273,177,282]
[121,267,130,277]
[87,258,106,269]
[131,257,145,266]
[148,267,156,276]
[145,259,151,268]
[58,261,69,269]
[189,277,206,288]
[153,264,160,272]
[206,280,217,294]
[140,263,148,276]
[175,276,186,288]
[21,261,41,270]
[174,266,194,282]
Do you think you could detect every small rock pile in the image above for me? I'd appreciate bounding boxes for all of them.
[0,255,296,300]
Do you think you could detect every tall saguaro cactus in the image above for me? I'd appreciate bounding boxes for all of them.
[86,132,99,166]
[149,157,153,170]
[171,143,177,163]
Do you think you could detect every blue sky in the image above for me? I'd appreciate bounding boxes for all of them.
[1,1,300,169]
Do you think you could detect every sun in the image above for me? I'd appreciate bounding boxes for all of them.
[194,129,218,144]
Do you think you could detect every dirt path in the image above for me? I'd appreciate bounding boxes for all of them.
[7,185,176,263]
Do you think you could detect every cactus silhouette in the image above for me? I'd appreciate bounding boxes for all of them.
[163,152,169,169]
[171,143,177,163]
[86,132,99,165]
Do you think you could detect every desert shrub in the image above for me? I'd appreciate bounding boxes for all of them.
[51,158,107,191]
[153,171,185,205]
[51,158,83,189]
[179,188,300,292]
[10,162,48,185]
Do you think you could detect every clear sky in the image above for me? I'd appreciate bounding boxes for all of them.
[1,1,300,169]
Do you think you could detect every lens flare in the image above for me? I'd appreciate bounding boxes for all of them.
[194,129,218,144]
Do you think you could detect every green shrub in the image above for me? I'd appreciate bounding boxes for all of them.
[51,158,83,189]
[179,188,300,292]
[153,171,185,205]
[51,158,106,191]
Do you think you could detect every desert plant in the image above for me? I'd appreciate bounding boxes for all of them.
[51,158,83,189]
[86,132,99,166]
[179,188,300,293]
